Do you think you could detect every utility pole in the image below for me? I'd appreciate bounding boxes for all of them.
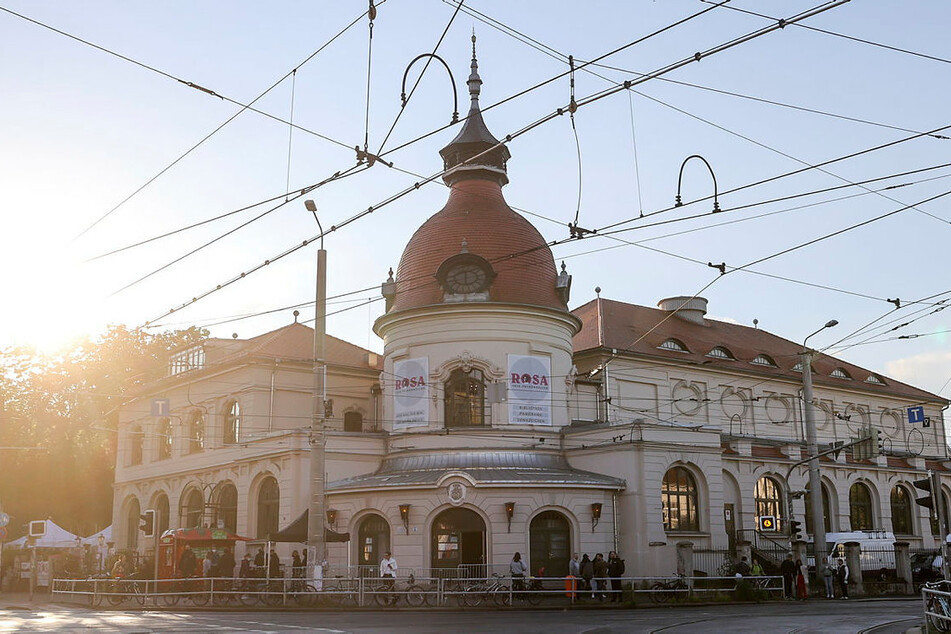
[305,199,327,583]
[801,320,837,567]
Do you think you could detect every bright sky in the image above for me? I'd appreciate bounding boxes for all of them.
[1,1,949,399]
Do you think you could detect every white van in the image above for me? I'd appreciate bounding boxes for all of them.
[825,530,896,572]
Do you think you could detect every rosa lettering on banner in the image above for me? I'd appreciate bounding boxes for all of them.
[394,357,429,428]
[507,355,552,425]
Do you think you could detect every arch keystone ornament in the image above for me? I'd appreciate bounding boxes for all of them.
[447,482,467,506]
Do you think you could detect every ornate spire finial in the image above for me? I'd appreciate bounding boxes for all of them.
[468,31,481,103]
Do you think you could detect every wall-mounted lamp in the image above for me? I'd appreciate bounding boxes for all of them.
[326,509,338,531]
[504,502,515,533]
[591,502,603,532]
[399,504,411,533]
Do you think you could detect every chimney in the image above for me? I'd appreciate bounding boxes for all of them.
[658,296,708,325]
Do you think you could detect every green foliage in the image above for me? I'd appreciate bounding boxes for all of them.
[0,325,206,539]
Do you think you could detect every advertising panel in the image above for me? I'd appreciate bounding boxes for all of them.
[507,354,552,425]
[393,357,429,428]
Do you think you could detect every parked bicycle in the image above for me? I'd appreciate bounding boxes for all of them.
[925,580,951,633]
[461,573,510,608]
[649,574,689,604]
[365,573,426,607]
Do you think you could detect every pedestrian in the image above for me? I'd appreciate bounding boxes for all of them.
[202,552,213,579]
[780,553,797,600]
[593,553,608,601]
[292,551,302,578]
[608,551,625,603]
[735,556,751,577]
[510,552,528,591]
[254,547,265,569]
[268,550,281,579]
[819,556,834,598]
[795,558,808,600]
[580,554,593,600]
[111,553,129,579]
[380,551,398,606]
[750,559,764,578]
[836,557,849,599]
[209,547,221,576]
[179,544,197,578]
[238,553,251,578]
[218,547,236,579]
[568,552,580,599]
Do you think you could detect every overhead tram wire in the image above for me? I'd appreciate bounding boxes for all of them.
[374,0,465,156]
[108,164,369,297]
[140,0,850,327]
[0,5,378,243]
[703,1,951,66]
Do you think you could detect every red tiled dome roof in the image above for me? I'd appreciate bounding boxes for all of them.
[390,179,564,313]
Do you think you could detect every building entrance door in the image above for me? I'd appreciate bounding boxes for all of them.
[724,504,736,551]
[431,508,486,575]
[357,514,390,576]
[530,510,570,576]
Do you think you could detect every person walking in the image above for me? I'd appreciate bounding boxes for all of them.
[750,559,764,577]
[735,556,751,577]
[510,552,529,591]
[179,544,197,578]
[780,554,797,600]
[568,553,580,599]
[819,557,835,598]
[836,557,849,599]
[218,547,236,579]
[268,550,281,579]
[593,553,608,601]
[607,551,625,603]
[580,554,594,600]
[795,558,808,600]
[380,551,398,606]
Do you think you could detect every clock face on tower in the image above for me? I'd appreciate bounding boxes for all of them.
[445,263,488,294]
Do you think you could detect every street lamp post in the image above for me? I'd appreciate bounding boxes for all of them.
[801,319,838,565]
[304,199,327,583]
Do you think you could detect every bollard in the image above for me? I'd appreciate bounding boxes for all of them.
[844,541,864,597]
[894,541,913,595]
[677,542,694,596]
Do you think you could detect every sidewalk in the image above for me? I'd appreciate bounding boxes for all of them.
[0,591,54,610]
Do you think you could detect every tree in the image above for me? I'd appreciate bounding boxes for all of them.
[0,325,206,539]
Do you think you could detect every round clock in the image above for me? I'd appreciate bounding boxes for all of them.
[446,263,488,294]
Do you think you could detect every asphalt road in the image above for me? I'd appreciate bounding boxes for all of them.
[0,598,927,633]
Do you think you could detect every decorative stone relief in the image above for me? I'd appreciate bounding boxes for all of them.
[764,394,791,424]
[447,482,467,506]
[878,408,901,437]
[672,381,703,416]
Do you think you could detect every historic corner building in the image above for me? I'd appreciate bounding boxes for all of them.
[113,46,950,579]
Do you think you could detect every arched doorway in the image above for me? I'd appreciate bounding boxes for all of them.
[431,507,486,573]
[357,514,391,575]
[180,489,203,529]
[529,511,570,577]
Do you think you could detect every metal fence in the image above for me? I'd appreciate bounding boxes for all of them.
[51,573,785,608]
[692,549,736,577]
[922,582,951,631]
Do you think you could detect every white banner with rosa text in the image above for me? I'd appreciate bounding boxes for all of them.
[393,357,429,428]
[507,354,552,425]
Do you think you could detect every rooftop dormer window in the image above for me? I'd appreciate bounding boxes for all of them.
[169,346,205,376]
[706,346,735,360]
[751,354,777,367]
[865,374,886,385]
[659,339,688,353]
[831,368,852,380]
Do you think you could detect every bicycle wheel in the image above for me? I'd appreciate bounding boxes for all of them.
[526,582,544,606]
[293,584,318,607]
[650,582,672,604]
[405,584,426,607]
[492,584,511,607]
[238,584,259,607]
[462,582,486,607]
[261,581,283,607]
[928,597,951,633]
[106,583,126,606]
[133,584,146,606]
[190,589,210,607]
[373,583,392,607]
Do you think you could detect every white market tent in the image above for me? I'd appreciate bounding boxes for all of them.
[80,525,112,546]
[4,520,82,549]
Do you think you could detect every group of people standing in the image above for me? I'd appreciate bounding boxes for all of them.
[567,551,626,602]
[779,554,849,600]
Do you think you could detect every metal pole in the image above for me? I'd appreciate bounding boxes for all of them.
[307,245,327,579]
[801,349,827,566]
[934,470,949,581]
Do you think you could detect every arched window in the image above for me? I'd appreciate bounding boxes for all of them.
[188,411,204,453]
[706,346,735,360]
[129,425,143,466]
[126,497,140,550]
[530,511,571,576]
[216,482,238,533]
[750,354,777,367]
[662,467,700,532]
[659,339,688,352]
[804,485,832,534]
[444,368,486,428]
[849,482,874,530]
[754,476,784,531]
[256,477,280,539]
[344,411,363,433]
[223,401,240,445]
[932,492,950,536]
[157,418,172,460]
[154,493,170,536]
[891,485,914,535]
[357,514,391,572]
[180,489,204,528]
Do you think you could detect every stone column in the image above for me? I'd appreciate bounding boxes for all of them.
[894,541,913,595]
[844,541,864,597]
[792,540,808,567]
[677,542,694,593]
[735,540,752,567]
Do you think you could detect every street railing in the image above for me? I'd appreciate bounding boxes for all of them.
[921,581,951,631]
[51,573,785,608]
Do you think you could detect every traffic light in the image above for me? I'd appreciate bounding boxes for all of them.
[914,472,937,510]
[789,519,803,540]
[139,509,156,538]
[867,427,881,458]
